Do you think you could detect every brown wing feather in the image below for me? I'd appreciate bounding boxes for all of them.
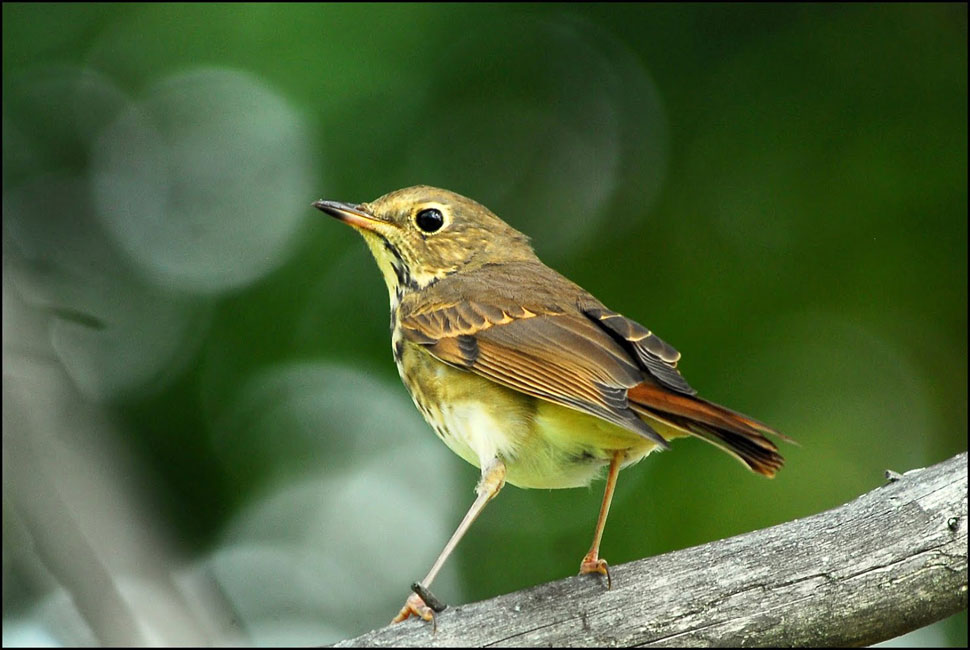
[399,301,669,447]
[582,306,696,395]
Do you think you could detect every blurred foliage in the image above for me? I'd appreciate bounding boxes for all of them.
[3,3,966,646]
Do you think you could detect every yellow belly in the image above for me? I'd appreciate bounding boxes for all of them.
[396,340,677,489]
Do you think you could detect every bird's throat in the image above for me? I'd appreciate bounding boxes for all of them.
[358,230,451,311]
[357,231,412,312]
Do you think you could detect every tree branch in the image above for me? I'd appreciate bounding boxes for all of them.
[333,452,967,647]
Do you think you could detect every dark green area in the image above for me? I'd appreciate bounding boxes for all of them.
[3,3,965,645]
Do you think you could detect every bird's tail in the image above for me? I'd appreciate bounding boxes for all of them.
[627,383,787,477]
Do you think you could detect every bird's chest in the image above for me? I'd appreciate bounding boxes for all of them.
[392,326,529,471]
[390,325,641,490]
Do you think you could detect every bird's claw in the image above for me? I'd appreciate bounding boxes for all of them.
[391,592,435,624]
[580,553,612,590]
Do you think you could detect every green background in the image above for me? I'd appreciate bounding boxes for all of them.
[3,3,966,646]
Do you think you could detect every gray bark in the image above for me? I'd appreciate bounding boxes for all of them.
[334,452,968,647]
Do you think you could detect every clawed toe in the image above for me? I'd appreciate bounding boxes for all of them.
[391,592,435,626]
[579,553,612,589]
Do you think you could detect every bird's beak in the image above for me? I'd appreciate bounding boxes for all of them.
[312,200,389,234]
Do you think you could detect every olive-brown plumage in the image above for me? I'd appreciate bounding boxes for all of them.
[313,185,785,624]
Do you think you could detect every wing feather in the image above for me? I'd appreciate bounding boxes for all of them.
[582,306,696,395]
[399,300,667,447]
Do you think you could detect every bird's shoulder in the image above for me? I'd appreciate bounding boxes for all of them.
[400,258,584,313]
[397,260,588,336]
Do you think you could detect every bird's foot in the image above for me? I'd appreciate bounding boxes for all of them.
[391,592,435,625]
[391,583,447,630]
[579,551,612,589]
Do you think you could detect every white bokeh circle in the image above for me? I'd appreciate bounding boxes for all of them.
[92,67,315,293]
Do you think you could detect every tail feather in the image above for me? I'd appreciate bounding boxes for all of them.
[628,383,785,477]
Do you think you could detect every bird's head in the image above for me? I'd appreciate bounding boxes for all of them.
[314,185,535,299]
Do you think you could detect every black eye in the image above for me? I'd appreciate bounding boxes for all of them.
[415,208,444,233]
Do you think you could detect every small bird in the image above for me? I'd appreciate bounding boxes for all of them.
[313,186,785,624]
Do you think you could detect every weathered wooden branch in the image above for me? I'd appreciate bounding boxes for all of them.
[334,452,968,647]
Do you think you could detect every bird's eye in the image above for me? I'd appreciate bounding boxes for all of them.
[415,208,444,233]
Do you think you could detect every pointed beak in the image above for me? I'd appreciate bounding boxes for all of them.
[312,200,388,233]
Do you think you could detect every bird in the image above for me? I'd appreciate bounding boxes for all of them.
[312,186,785,625]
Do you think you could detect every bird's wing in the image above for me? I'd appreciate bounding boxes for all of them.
[580,305,697,395]
[398,298,694,447]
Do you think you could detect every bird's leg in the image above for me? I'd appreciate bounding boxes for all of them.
[580,450,623,589]
[392,458,507,624]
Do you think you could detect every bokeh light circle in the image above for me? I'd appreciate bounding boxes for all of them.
[92,67,315,293]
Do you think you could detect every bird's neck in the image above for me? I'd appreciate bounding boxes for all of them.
[359,231,439,313]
